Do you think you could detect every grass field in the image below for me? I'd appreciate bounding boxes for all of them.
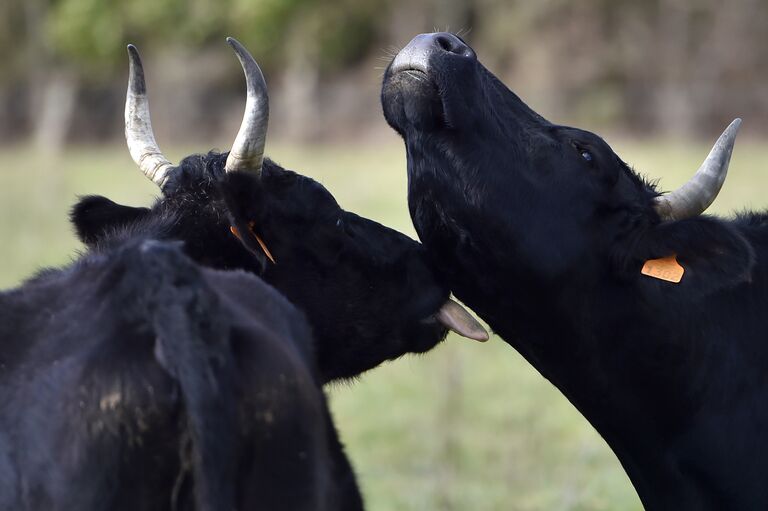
[1,137,766,510]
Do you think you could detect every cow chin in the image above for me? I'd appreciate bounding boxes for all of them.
[382,70,446,133]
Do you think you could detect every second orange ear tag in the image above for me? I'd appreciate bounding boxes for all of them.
[230,223,276,264]
[641,255,684,283]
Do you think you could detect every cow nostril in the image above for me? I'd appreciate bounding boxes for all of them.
[435,34,454,52]
[432,32,475,59]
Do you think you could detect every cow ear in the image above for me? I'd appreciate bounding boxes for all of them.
[217,171,270,268]
[217,171,265,226]
[71,195,151,246]
[629,216,755,298]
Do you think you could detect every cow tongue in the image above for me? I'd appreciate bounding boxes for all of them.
[436,299,489,342]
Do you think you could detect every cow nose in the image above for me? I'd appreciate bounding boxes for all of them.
[430,32,475,59]
[391,32,476,75]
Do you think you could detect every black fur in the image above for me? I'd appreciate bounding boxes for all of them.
[0,240,362,510]
[72,153,450,382]
[383,32,768,510]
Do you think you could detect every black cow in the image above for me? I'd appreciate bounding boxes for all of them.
[0,239,361,510]
[383,32,765,510]
[73,38,487,385]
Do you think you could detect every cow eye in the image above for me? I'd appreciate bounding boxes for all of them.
[571,141,594,163]
[336,216,356,238]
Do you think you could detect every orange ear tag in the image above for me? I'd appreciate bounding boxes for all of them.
[229,224,276,264]
[641,255,684,283]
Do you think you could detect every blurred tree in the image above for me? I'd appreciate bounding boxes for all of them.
[0,0,766,145]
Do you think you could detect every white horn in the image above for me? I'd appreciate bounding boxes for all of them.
[653,118,741,221]
[124,44,174,188]
[224,37,268,176]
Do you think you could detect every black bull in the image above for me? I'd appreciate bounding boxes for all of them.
[0,240,361,510]
[0,39,491,510]
[76,39,487,385]
[383,32,768,509]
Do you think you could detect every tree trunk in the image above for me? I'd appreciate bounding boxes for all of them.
[280,19,321,142]
[33,69,77,154]
[655,0,696,137]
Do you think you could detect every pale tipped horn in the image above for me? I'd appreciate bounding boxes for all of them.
[653,118,742,221]
[224,37,268,175]
[125,44,174,188]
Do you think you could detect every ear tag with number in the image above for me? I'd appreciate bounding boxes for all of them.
[641,255,684,283]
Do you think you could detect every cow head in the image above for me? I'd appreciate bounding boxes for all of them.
[72,39,487,383]
[382,32,753,300]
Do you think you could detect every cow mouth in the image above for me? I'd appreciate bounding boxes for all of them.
[390,56,430,78]
[411,290,488,343]
[387,63,435,88]
[382,65,447,132]
[431,298,488,341]
[397,68,429,81]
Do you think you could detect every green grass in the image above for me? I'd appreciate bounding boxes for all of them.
[1,138,766,510]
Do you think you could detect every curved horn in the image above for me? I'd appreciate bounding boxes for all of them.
[225,37,269,175]
[653,118,742,221]
[125,44,174,188]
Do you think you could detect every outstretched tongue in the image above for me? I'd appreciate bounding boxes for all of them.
[436,299,489,342]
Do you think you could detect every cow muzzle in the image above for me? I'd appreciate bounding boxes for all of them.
[390,32,476,77]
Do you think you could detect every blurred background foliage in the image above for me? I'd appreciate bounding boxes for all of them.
[1,0,767,150]
[1,1,767,509]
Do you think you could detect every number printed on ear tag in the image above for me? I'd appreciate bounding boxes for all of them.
[641,255,685,284]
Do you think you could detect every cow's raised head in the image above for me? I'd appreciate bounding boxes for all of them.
[382,32,753,298]
[72,39,487,383]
